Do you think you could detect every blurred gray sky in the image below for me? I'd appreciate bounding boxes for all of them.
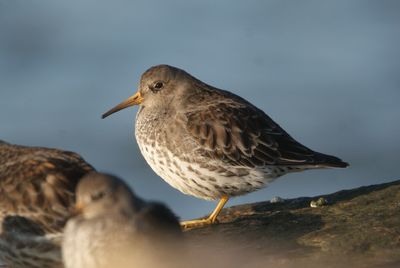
[1,0,399,219]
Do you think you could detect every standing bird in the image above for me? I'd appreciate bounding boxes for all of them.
[62,172,182,268]
[0,141,94,267]
[102,65,348,229]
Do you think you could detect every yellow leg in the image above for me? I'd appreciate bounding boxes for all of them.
[181,196,229,230]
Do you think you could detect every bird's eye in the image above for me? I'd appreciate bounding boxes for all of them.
[91,191,106,201]
[153,81,164,90]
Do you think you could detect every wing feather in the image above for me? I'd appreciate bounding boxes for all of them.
[185,90,347,168]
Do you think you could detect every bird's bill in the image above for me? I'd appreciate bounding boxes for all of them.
[102,91,143,119]
[72,202,84,216]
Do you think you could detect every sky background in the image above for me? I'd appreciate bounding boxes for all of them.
[1,0,399,220]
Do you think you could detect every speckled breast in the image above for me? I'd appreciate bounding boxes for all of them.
[134,110,282,200]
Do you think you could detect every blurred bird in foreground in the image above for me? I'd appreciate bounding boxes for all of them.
[0,140,94,268]
[62,172,182,268]
[102,64,349,229]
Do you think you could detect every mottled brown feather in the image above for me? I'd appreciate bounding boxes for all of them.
[185,84,348,168]
[0,141,94,267]
[0,143,94,233]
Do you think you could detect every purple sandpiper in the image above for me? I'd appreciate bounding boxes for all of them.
[102,65,348,229]
[62,172,181,268]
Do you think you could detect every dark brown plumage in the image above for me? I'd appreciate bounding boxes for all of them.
[184,90,347,169]
[0,141,94,267]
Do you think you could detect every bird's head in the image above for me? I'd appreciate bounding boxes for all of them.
[74,172,143,219]
[102,64,200,119]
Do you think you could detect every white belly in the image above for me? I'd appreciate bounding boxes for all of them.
[63,220,98,268]
[136,140,280,200]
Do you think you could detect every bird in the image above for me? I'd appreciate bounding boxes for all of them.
[101,64,349,229]
[62,172,182,268]
[0,141,94,268]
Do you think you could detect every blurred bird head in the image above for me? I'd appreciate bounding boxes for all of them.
[74,172,144,219]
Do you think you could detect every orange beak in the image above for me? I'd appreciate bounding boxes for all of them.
[102,91,144,119]
[72,202,84,216]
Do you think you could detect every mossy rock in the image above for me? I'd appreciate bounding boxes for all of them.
[186,180,400,267]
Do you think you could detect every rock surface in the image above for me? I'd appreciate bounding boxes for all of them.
[185,180,400,268]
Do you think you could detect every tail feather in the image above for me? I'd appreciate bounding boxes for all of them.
[314,152,349,168]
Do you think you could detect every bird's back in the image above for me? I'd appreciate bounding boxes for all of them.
[180,82,348,169]
[0,141,94,267]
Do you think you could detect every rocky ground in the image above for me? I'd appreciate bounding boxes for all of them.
[185,180,400,268]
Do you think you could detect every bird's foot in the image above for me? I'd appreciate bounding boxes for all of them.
[180,216,219,230]
[181,196,229,230]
